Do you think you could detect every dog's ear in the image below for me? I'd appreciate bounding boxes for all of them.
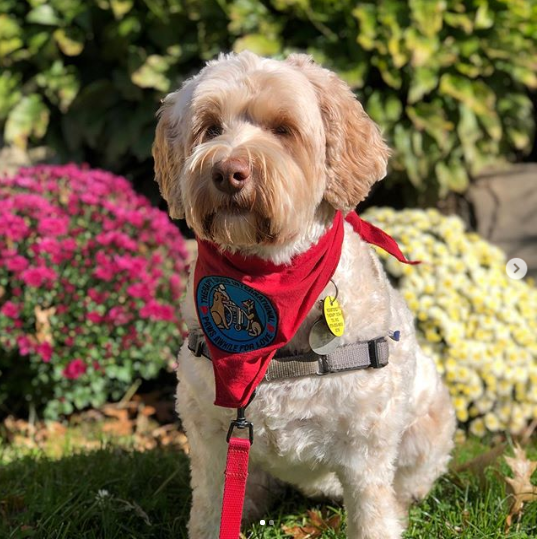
[286,54,390,212]
[152,91,187,219]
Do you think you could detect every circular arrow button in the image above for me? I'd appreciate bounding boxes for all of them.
[506,258,528,280]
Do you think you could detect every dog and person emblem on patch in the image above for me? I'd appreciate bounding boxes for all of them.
[196,276,278,353]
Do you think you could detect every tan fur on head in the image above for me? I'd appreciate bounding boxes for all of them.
[285,54,390,212]
[153,51,390,250]
[153,87,195,219]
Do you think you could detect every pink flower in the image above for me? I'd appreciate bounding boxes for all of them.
[1,301,20,318]
[140,300,175,322]
[38,217,69,236]
[88,288,108,304]
[87,311,103,324]
[36,342,53,362]
[6,255,29,272]
[93,265,115,281]
[63,359,87,380]
[21,266,57,287]
[127,282,153,301]
[107,306,132,325]
[0,214,29,241]
[17,335,33,355]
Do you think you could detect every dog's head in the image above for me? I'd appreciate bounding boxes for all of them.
[153,51,389,250]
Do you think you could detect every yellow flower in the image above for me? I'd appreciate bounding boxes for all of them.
[363,207,537,437]
[470,418,486,437]
[484,413,501,432]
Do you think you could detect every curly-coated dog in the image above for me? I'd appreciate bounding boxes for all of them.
[152,51,456,539]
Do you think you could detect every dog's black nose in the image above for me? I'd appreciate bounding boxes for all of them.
[212,159,250,194]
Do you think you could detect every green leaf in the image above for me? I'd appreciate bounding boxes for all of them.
[408,67,438,103]
[477,110,502,142]
[372,57,402,89]
[457,104,480,168]
[110,0,133,20]
[352,4,377,50]
[475,2,494,29]
[393,124,422,187]
[337,64,367,89]
[53,28,84,56]
[404,28,439,67]
[130,54,171,92]
[4,94,50,148]
[0,71,22,119]
[0,14,23,57]
[435,160,469,197]
[35,60,80,112]
[26,5,61,25]
[26,30,50,54]
[444,12,473,34]
[410,0,445,37]
[455,62,482,78]
[439,74,495,116]
[233,34,281,56]
[407,102,454,149]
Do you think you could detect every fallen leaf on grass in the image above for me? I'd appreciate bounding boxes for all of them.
[34,305,55,344]
[282,508,342,538]
[502,444,537,531]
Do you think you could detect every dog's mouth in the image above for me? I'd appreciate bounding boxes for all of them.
[219,195,254,214]
[202,208,275,245]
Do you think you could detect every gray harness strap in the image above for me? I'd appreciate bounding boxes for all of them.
[187,331,389,383]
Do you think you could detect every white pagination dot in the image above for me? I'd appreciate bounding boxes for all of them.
[259,520,265,525]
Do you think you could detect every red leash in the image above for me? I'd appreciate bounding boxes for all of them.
[219,405,254,538]
[219,437,251,538]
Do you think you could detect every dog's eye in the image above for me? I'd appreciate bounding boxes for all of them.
[205,124,223,139]
[272,125,291,136]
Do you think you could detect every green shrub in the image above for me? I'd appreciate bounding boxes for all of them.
[1,0,536,202]
[364,207,537,437]
[0,164,188,419]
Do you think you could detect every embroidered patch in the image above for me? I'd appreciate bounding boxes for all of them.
[196,276,278,353]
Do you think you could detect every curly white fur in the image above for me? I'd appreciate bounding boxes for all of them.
[153,51,456,539]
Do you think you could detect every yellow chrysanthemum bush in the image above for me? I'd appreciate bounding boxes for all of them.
[364,208,537,437]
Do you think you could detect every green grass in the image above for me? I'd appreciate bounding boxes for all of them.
[1,438,537,538]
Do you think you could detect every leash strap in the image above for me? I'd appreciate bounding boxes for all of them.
[219,437,251,539]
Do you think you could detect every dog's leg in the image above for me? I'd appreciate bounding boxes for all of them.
[394,382,455,513]
[242,464,284,525]
[337,461,403,539]
[177,383,228,539]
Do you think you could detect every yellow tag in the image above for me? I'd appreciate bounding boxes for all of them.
[323,296,345,337]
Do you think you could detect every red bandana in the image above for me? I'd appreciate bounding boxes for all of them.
[194,211,417,408]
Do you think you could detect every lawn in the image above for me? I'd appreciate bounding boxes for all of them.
[1,429,537,539]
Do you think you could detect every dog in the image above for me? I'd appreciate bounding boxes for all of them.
[153,51,456,539]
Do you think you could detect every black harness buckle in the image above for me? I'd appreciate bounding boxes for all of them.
[368,339,383,369]
[226,389,256,444]
[226,407,254,444]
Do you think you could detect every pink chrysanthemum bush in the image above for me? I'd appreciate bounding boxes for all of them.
[0,164,188,418]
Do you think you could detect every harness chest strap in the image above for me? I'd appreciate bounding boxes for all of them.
[188,330,391,381]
